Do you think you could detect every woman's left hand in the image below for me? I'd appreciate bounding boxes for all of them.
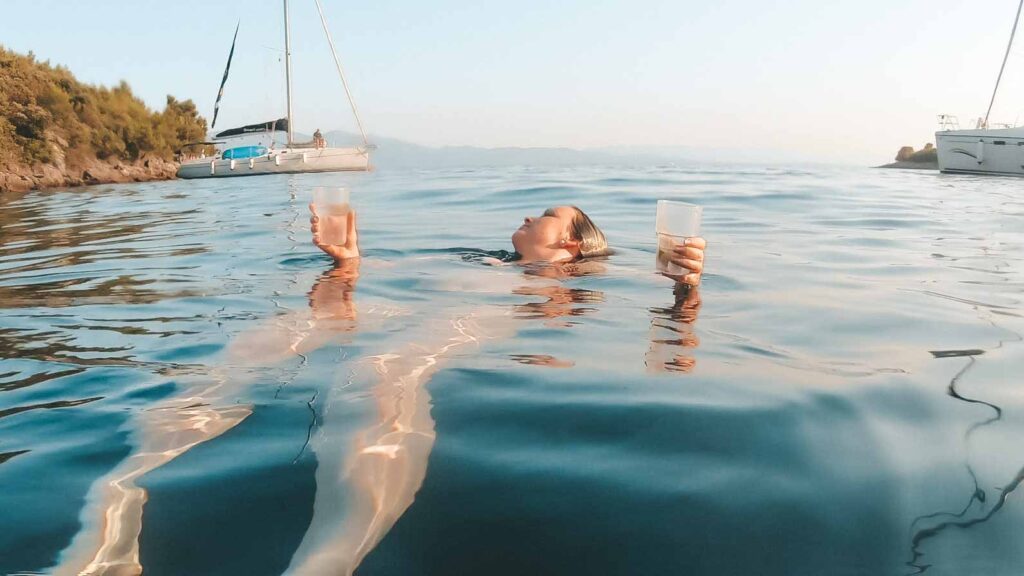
[669,236,706,286]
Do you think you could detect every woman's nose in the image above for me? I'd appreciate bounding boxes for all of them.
[524,216,533,224]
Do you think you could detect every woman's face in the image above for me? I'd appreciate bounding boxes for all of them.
[511,206,579,262]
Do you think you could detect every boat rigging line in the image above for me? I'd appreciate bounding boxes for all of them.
[984,0,1024,128]
[313,0,370,147]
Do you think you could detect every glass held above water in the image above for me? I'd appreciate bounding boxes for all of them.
[655,200,702,276]
[313,187,351,246]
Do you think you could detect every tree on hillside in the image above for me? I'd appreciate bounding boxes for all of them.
[0,46,208,169]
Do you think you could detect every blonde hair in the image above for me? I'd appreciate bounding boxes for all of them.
[569,206,609,260]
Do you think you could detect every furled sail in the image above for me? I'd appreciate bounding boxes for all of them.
[211,22,240,129]
[214,118,289,138]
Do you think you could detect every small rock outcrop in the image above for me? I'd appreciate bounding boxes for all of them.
[877,142,939,170]
[894,143,936,163]
[895,146,915,162]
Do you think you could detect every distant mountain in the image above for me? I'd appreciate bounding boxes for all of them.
[323,131,662,168]
[593,144,813,165]
[320,131,818,168]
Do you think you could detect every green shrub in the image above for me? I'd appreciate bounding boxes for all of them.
[0,45,207,167]
[908,147,937,163]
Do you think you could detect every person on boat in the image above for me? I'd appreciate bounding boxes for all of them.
[313,129,325,149]
[309,205,706,286]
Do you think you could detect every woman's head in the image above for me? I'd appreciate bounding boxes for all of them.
[511,205,608,263]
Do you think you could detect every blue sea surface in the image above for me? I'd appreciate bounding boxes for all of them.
[1,165,1022,575]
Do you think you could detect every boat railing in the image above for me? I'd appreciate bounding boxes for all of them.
[937,114,960,131]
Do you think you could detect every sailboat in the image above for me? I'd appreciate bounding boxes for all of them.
[177,0,372,179]
[936,0,1024,176]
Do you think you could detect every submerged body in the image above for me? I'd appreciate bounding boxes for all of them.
[48,198,707,576]
[288,202,707,574]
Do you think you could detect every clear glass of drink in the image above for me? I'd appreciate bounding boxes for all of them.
[655,200,702,277]
[312,187,351,246]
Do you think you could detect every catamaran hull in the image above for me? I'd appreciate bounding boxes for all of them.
[936,128,1024,176]
[177,147,370,179]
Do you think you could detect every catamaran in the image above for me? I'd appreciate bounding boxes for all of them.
[936,0,1024,176]
[177,0,372,179]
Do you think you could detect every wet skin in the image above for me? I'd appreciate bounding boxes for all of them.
[310,204,707,285]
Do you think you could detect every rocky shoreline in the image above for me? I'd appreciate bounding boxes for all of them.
[0,157,178,194]
[876,160,938,170]
[875,143,938,170]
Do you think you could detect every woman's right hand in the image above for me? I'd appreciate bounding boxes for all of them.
[310,203,360,261]
[668,236,706,286]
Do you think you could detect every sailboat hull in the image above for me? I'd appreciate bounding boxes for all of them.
[936,127,1024,176]
[177,146,370,179]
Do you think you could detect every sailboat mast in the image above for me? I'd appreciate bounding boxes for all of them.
[283,0,294,145]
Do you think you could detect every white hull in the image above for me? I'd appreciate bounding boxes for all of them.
[936,127,1024,176]
[177,146,370,179]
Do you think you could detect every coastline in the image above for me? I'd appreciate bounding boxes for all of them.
[875,160,939,170]
[0,157,177,194]
[1,46,204,195]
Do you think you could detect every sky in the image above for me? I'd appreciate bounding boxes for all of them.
[3,0,1024,165]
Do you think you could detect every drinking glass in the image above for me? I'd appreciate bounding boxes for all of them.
[313,187,351,246]
[655,200,702,276]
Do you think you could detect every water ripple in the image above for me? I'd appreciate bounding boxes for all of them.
[0,167,1022,575]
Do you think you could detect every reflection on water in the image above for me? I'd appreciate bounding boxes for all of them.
[512,284,604,325]
[308,260,360,324]
[0,396,103,420]
[229,261,364,368]
[0,197,209,310]
[646,284,702,373]
[510,354,575,368]
[2,168,1023,575]
[907,317,1024,573]
[0,449,30,465]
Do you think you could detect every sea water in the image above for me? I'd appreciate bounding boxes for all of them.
[1,165,1022,575]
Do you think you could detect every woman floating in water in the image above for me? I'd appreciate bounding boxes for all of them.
[309,204,707,285]
[57,203,706,576]
[290,203,708,575]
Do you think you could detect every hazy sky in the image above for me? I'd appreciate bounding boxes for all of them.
[3,0,1024,164]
